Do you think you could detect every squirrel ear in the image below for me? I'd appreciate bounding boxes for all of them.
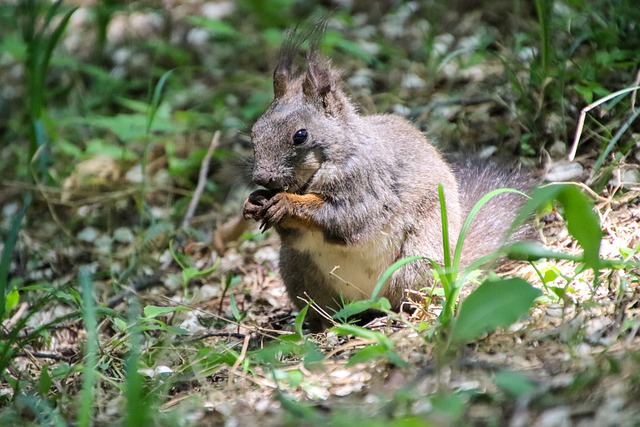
[303,56,333,98]
[273,64,292,99]
[303,55,342,115]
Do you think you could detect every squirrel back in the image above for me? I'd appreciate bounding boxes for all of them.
[451,158,537,265]
[243,27,534,330]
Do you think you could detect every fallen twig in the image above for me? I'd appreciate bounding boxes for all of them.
[182,131,221,230]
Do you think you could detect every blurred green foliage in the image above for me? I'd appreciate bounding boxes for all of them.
[0,0,637,185]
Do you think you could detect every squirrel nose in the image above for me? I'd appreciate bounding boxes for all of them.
[253,172,279,190]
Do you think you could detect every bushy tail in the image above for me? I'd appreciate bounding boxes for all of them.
[451,158,537,266]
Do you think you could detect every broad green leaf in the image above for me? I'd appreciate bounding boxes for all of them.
[451,278,541,344]
[430,393,466,420]
[302,343,324,368]
[39,364,53,396]
[143,305,189,319]
[495,370,536,397]
[5,288,20,314]
[509,184,602,269]
[556,186,602,270]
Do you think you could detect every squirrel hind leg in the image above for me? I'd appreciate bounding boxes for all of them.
[279,246,341,329]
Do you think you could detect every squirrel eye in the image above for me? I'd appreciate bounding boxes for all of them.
[292,129,308,145]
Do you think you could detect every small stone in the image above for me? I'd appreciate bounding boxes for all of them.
[77,227,100,243]
[545,161,584,182]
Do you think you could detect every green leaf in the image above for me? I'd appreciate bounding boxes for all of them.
[302,343,324,368]
[372,257,423,300]
[385,350,410,368]
[113,318,127,333]
[275,392,321,423]
[65,112,183,142]
[430,393,466,420]
[78,267,97,427]
[183,264,218,283]
[5,288,20,314]
[509,184,602,270]
[193,347,238,376]
[556,186,602,270]
[143,305,189,319]
[332,324,387,342]
[147,69,175,134]
[454,188,528,268]
[506,241,581,262]
[39,364,53,396]
[549,286,566,299]
[619,247,638,259]
[495,370,536,397]
[331,298,391,321]
[347,343,388,365]
[185,17,240,38]
[229,294,245,322]
[451,278,541,344]
[182,267,200,284]
[295,304,310,337]
[0,194,30,321]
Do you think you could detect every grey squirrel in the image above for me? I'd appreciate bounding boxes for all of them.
[243,28,534,330]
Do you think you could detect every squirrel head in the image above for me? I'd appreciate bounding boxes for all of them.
[250,26,356,193]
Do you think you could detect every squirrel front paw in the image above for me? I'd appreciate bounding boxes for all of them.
[258,193,290,231]
[244,191,324,232]
[242,189,277,222]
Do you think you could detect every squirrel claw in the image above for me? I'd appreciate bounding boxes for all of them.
[259,193,289,229]
[243,189,278,221]
[259,220,272,233]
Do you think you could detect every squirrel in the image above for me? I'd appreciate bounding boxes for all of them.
[243,27,534,330]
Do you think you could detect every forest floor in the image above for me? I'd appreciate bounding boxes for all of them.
[5,162,639,426]
[2,1,640,425]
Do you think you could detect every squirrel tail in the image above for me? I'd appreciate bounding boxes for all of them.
[450,158,537,266]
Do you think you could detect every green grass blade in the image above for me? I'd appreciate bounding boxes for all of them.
[453,188,527,269]
[124,299,151,427]
[15,394,66,427]
[592,108,640,175]
[438,184,451,270]
[78,267,98,427]
[371,256,424,300]
[534,0,553,75]
[146,69,175,134]
[0,194,31,321]
[42,5,78,73]
[42,0,64,28]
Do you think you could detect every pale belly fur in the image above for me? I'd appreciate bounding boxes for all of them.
[290,228,400,301]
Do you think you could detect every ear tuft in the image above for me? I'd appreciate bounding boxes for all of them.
[303,55,334,99]
[273,27,305,99]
